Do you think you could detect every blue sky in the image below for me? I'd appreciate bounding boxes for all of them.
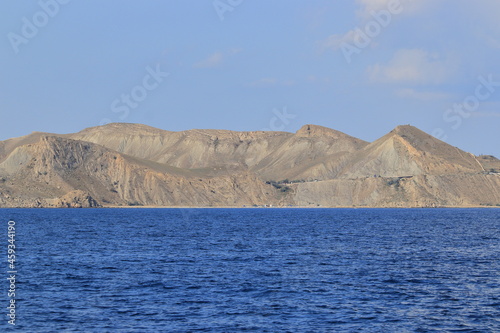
[1,0,499,157]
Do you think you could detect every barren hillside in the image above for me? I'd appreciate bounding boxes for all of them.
[0,123,498,208]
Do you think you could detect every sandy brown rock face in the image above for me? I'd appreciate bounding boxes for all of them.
[48,190,101,208]
[0,134,283,208]
[0,123,498,208]
[251,125,368,181]
[293,173,500,207]
[68,123,293,170]
[68,123,368,181]
[336,125,483,178]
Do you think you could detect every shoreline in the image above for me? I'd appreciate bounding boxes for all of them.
[2,205,498,209]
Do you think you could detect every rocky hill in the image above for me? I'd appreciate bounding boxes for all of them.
[0,123,499,208]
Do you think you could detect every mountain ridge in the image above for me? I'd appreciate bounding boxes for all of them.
[0,123,499,208]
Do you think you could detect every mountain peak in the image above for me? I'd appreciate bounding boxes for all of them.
[296,124,348,139]
[391,124,426,136]
[387,124,439,146]
[78,123,169,136]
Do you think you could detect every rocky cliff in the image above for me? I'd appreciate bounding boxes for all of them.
[0,123,499,208]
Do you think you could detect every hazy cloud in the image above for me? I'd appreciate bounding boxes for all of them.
[368,49,457,84]
[320,0,433,52]
[193,52,224,68]
[321,29,374,52]
[193,48,242,68]
[356,0,429,19]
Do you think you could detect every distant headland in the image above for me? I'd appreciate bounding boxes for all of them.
[0,123,499,208]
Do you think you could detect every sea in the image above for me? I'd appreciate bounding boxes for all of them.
[0,208,499,332]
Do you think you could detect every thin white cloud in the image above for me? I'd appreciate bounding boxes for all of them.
[320,0,430,54]
[356,0,394,18]
[193,48,242,68]
[356,0,429,19]
[321,29,373,52]
[368,49,457,84]
[193,52,224,68]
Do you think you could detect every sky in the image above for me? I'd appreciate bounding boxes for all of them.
[1,0,500,157]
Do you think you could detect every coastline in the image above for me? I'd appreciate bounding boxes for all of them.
[32,205,500,209]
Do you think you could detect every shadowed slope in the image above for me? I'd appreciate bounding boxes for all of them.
[0,135,282,208]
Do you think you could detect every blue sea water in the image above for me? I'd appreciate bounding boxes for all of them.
[0,208,499,332]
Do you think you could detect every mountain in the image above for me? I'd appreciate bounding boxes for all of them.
[337,125,484,178]
[0,123,499,208]
[251,125,368,181]
[67,123,367,180]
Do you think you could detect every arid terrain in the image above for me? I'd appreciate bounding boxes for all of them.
[0,123,499,208]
